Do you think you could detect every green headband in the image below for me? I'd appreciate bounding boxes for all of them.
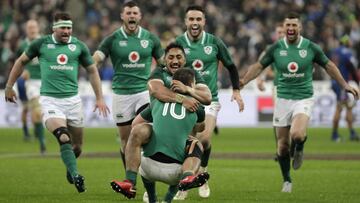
[53,20,73,29]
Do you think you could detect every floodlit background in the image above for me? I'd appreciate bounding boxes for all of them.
[0,1,359,202]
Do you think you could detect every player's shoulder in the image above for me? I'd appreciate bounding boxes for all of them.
[175,33,186,43]
[69,36,88,47]
[30,35,50,46]
[203,32,221,44]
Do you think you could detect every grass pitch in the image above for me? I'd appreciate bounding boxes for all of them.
[0,127,359,203]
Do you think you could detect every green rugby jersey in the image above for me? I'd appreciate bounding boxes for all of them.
[259,45,279,86]
[141,100,205,162]
[25,34,94,98]
[260,36,329,99]
[17,39,41,79]
[98,26,164,95]
[175,31,234,101]
[149,66,205,88]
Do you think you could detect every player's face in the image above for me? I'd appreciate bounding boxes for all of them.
[185,10,205,39]
[165,48,186,75]
[53,26,72,43]
[121,6,142,33]
[274,26,285,40]
[26,20,40,40]
[284,18,302,43]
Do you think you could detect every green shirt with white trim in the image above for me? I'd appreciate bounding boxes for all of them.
[25,34,94,98]
[175,31,234,101]
[98,26,164,95]
[260,36,329,99]
[17,39,41,80]
[141,99,205,162]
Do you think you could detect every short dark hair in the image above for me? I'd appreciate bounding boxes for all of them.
[53,12,71,22]
[173,68,195,87]
[122,1,139,12]
[285,12,300,20]
[165,43,185,56]
[185,5,205,15]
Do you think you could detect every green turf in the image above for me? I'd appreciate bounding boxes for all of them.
[0,127,359,202]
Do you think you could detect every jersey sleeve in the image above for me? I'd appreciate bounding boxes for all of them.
[196,106,205,123]
[194,70,206,85]
[79,41,94,68]
[16,41,26,58]
[140,106,153,122]
[149,67,164,81]
[311,42,330,67]
[97,35,113,57]
[215,37,234,67]
[150,33,164,60]
[259,44,277,68]
[25,38,43,59]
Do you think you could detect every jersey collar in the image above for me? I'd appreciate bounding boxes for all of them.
[283,36,303,49]
[51,34,72,44]
[120,26,142,39]
[184,31,206,47]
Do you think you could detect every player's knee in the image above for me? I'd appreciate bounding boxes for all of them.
[131,124,152,143]
[290,130,303,143]
[345,116,352,124]
[185,138,203,159]
[277,144,289,156]
[53,127,71,145]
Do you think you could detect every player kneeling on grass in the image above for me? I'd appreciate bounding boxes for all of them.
[110,68,209,202]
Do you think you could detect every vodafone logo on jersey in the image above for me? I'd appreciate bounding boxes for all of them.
[192,59,204,71]
[287,62,298,73]
[129,51,140,63]
[57,54,68,65]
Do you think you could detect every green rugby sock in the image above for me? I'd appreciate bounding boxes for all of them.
[60,144,78,177]
[34,123,45,148]
[126,170,137,186]
[180,171,193,180]
[164,185,178,202]
[201,146,211,167]
[141,176,157,203]
[277,154,291,182]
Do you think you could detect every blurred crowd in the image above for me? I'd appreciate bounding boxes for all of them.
[1,0,360,88]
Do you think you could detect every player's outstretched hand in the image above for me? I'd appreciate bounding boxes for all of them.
[4,86,17,103]
[231,90,244,112]
[93,98,110,117]
[256,78,266,92]
[345,85,360,100]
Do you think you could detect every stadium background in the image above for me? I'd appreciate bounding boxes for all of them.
[0,1,360,202]
[0,0,360,127]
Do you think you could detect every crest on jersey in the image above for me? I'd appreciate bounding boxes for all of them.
[287,62,299,73]
[204,46,212,55]
[129,51,140,63]
[192,59,204,71]
[119,41,127,47]
[140,40,149,48]
[299,49,307,58]
[68,44,76,52]
[184,48,190,55]
[57,54,68,65]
